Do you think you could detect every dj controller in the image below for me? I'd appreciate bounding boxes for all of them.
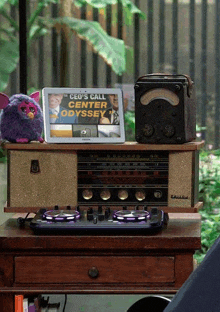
[30,206,169,234]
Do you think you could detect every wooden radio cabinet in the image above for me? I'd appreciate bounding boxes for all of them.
[3,141,204,213]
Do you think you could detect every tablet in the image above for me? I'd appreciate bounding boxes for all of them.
[42,88,125,143]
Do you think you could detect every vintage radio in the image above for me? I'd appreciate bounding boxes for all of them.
[4,142,203,212]
[135,74,196,144]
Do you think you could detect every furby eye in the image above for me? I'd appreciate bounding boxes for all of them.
[20,107,26,112]
[29,107,35,113]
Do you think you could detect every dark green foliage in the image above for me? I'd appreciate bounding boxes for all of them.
[195,149,220,263]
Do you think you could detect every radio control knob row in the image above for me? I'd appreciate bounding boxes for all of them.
[82,189,163,201]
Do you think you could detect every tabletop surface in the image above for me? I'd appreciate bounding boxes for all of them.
[0,213,201,251]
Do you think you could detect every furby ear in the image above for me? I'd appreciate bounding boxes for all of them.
[0,93,9,109]
[29,91,40,103]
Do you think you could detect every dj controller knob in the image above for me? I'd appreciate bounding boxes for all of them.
[104,207,111,219]
[149,207,160,226]
[144,205,148,211]
[87,208,94,221]
[98,206,105,221]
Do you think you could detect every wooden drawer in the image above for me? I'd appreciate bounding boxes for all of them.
[15,256,175,284]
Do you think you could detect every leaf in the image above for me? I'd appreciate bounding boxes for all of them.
[0,0,18,9]
[44,16,126,75]
[74,0,146,18]
[121,0,146,19]
[29,25,49,41]
[0,0,7,9]
[0,39,19,91]
[74,0,117,8]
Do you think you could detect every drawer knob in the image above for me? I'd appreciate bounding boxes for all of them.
[88,266,99,278]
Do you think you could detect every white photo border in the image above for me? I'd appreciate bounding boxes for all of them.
[42,87,126,143]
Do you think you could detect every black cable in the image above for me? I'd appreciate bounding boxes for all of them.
[63,294,67,312]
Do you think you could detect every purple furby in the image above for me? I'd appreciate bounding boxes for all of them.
[0,91,44,143]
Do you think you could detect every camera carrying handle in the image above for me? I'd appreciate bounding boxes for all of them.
[136,73,194,97]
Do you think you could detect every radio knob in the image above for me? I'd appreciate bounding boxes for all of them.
[154,190,162,199]
[135,190,146,201]
[118,190,129,200]
[163,124,175,138]
[143,124,154,137]
[82,189,93,200]
[100,190,111,200]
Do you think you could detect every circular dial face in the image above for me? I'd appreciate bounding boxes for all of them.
[140,88,179,106]
[82,189,93,200]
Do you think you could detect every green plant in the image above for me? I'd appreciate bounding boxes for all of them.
[194,210,220,263]
[199,149,220,212]
[0,0,146,91]
[194,149,220,264]
[124,110,135,141]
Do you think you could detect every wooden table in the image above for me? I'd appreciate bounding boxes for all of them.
[0,213,201,311]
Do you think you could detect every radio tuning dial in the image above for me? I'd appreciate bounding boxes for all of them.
[118,190,129,200]
[100,190,111,200]
[82,189,93,200]
[135,190,146,201]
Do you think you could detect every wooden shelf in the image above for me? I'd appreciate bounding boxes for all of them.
[4,202,203,213]
[2,140,204,151]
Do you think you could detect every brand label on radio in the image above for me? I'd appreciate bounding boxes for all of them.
[171,195,189,200]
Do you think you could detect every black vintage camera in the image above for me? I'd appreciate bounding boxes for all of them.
[135,74,196,144]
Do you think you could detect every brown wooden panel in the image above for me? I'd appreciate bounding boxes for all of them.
[15,256,175,284]
[175,253,194,287]
[0,255,14,287]
[0,293,14,312]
